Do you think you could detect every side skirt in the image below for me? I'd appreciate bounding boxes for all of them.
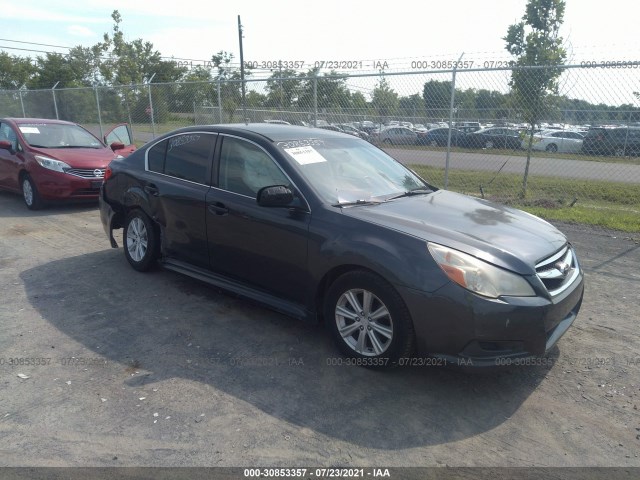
[160,258,317,323]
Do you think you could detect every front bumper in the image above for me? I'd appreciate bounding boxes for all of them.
[397,268,584,367]
[32,169,105,201]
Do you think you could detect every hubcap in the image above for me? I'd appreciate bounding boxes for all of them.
[335,288,393,356]
[126,217,148,262]
[22,179,33,205]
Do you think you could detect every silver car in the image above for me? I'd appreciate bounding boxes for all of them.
[379,126,418,145]
[524,130,585,153]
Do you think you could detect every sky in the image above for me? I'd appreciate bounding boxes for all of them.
[1,0,639,104]
[1,0,639,70]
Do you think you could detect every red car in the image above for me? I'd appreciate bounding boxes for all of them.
[0,118,136,209]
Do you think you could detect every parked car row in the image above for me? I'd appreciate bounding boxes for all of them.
[413,126,524,150]
[369,123,640,157]
[581,126,640,156]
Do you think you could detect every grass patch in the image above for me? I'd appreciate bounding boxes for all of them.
[410,164,640,233]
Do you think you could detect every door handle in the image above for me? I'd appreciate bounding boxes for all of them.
[208,202,229,216]
[144,184,159,196]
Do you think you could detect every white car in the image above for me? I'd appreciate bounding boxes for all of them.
[378,126,418,145]
[523,130,585,153]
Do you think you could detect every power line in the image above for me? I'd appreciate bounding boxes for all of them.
[0,38,73,50]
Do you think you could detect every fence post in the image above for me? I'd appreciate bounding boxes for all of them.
[19,88,26,117]
[146,73,156,138]
[95,86,104,140]
[444,53,464,189]
[217,77,222,123]
[623,110,632,155]
[313,72,318,127]
[52,81,60,120]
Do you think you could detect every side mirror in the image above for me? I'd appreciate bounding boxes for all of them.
[0,140,12,151]
[110,141,125,151]
[257,185,294,207]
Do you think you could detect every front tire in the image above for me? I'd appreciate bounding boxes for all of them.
[545,143,558,153]
[22,174,44,210]
[123,210,159,272]
[324,271,415,367]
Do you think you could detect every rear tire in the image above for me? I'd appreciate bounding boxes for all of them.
[324,270,415,368]
[484,140,494,149]
[123,209,159,272]
[22,174,44,210]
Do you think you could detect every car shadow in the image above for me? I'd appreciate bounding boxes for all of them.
[0,190,98,218]
[21,249,551,450]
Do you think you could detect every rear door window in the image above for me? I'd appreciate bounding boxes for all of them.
[146,133,216,185]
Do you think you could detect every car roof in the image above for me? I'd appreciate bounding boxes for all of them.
[199,123,354,142]
[2,117,77,126]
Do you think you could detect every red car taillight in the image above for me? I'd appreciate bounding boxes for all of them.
[104,166,113,181]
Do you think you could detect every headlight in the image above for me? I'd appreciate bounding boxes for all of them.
[35,155,71,173]
[427,243,535,298]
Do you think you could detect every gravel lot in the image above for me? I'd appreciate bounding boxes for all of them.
[0,190,639,469]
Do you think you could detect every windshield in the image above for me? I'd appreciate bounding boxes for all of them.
[18,123,104,149]
[277,137,430,205]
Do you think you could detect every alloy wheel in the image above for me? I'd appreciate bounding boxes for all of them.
[126,217,148,262]
[22,178,33,206]
[335,288,393,356]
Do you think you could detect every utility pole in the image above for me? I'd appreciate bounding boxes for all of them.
[238,15,247,124]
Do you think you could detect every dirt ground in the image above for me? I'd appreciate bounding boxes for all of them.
[0,190,639,470]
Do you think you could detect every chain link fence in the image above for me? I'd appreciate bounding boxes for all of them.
[2,64,639,217]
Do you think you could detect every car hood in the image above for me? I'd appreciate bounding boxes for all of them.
[340,190,567,274]
[31,147,117,168]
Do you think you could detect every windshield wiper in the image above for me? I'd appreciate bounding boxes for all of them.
[332,199,382,207]
[385,188,433,201]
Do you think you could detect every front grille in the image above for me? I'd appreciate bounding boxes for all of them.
[65,168,105,178]
[536,245,580,297]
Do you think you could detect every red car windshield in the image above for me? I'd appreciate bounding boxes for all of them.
[18,123,104,149]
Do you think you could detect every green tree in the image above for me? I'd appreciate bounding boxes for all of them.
[28,53,97,121]
[372,76,399,119]
[422,80,452,119]
[29,53,78,89]
[265,68,301,108]
[350,91,369,112]
[0,52,35,89]
[399,94,424,119]
[211,50,250,122]
[171,66,216,113]
[246,90,267,108]
[297,69,352,111]
[100,10,186,86]
[504,0,567,197]
[97,10,186,123]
